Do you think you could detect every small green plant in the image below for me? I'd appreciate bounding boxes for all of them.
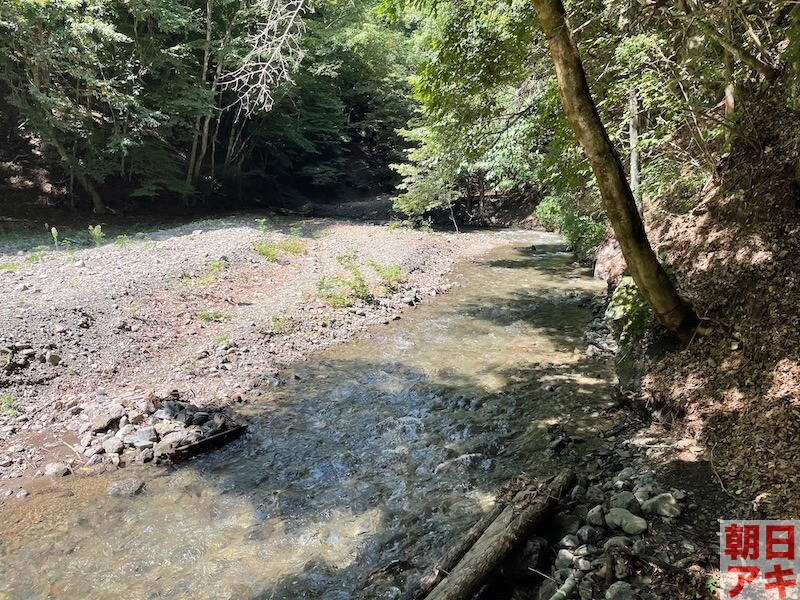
[0,262,20,272]
[88,225,105,247]
[368,261,404,293]
[26,251,45,263]
[1,394,18,417]
[257,218,270,234]
[50,226,59,247]
[280,238,305,255]
[317,254,374,308]
[269,314,297,335]
[254,238,306,261]
[198,309,229,323]
[289,226,303,238]
[255,241,280,261]
[311,228,330,239]
[115,234,133,247]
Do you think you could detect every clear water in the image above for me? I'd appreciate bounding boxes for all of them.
[0,232,616,599]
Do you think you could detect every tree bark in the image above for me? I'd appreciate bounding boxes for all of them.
[423,469,577,600]
[532,0,697,341]
[628,90,641,215]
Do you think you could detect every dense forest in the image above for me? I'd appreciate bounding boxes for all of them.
[2,0,800,598]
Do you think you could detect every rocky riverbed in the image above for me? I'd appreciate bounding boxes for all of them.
[0,215,500,499]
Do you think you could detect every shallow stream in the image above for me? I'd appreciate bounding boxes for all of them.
[0,231,616,599]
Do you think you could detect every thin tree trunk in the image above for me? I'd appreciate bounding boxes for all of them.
[629,90,641,215]
[52,138,106,214]
[186,0,215,189]
[532,0,697,341]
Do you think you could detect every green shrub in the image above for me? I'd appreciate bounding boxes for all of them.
[535,194,607,257]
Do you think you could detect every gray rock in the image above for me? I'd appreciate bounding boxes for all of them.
[537,580,558,600]
[136,426,158,442]
[557,534,580,549]
[606,581,636,600]
[555,548,575,569]
[138,448,154,463]
[587,505,606,526]
[641,493,681,518]
[571,485,587,501]
[43,462,70,477]
[107,478,145,498]
[605,508,647,535]
[610,491,641,514]
[604,536,633,551]
[90,403,126,432]
[577,524,604,544]
[103,437,124,455]
[586,485,605,504]
[45,352,61,366]
[16,488,29,499]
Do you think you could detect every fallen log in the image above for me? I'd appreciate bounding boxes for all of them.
[423,469,577,600]
[402,502,508,600]
[170,425,247,463]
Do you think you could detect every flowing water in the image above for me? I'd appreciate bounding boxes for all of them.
[0,231,617,600]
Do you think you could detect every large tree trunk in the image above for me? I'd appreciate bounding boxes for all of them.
[532,0,697,341]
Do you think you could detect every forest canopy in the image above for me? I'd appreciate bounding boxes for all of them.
[0,0,798,228]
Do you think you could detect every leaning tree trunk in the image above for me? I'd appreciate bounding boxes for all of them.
[532,0,697,341]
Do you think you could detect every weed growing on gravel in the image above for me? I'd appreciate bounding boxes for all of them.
[26,251,46,263]
[289,226,303,238]
[198,310,229,323]
[88,225,105,246]
[1,395,18,417]
[317,254,374,308]
[255,239,306,261]
[115,235,133,247]
[0,262,20,272]
[368,261,404,293]
[257,218,271,234]
[311,228,330,239]
[50,226,59,247]
[255,242,280,261]
[269,314,297,335]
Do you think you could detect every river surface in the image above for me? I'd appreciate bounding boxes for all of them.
[0,231,616,599]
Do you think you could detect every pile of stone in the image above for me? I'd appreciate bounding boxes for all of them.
[68,390,244,469]
[535,466,690,600]
[1,341,61,373]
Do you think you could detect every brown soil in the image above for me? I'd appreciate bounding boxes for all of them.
[634,97,800,518]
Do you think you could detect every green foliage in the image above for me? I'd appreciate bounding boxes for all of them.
[197,309,229,323]
[269,314,297,335]
[535,195,607,257]
[88,225,105,247]
[317,253,374,307]
[606,277,654,347]
[254,238,306,261]
[1,394,18,417]
[368,260,404,293]
[0,262,20,272]
[50,227,59,247]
